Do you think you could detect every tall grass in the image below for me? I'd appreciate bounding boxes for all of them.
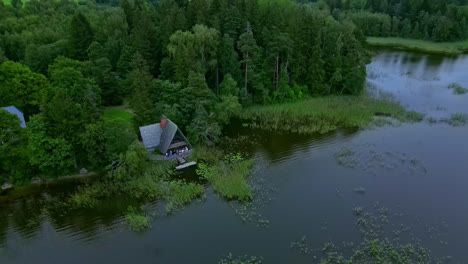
[197,153,253,201]
[243,96,423,135]
[68,161,174,209]
[125,207,150,232]
[165,181,205,213]
[367,37,468,55]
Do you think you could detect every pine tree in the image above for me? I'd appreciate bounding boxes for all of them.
[219,34,242,88]
[237,25,257,95]
[69,12,95,61]
[128,53,157,127]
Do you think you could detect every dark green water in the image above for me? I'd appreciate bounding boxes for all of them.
[1,50,468,263]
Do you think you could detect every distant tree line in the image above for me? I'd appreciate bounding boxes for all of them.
[321,0,468,41]
[0,0,371,183]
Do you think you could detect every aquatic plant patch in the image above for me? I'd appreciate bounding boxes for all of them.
[291,204,449,263]
[333,146,427,176]
[164,180,205,213]
[125,207,151,232]
[448,83,468,95]
[243,96,423,135]
[218,254,263,264]
[447,113,468,127]
[197,153,254,201]
[334,148,358,168]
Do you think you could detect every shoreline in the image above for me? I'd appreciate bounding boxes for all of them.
[367,37,468,55]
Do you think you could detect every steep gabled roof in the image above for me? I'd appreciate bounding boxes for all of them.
[1,106,26,128]
[159,119,178,154]
[139,123,162,150]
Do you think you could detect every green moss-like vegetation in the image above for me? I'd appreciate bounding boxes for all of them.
[447,113,468,127]
[125,207,150,232]
[367,37,468,55]
[243,96,423,135]
[197,153,254,201]
[103,109,133,123]
[165,181,205,213]
[319,239,431,264]
[219,254,262,264]
[448,83,468,95]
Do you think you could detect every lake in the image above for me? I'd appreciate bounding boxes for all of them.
[1,49,468,263]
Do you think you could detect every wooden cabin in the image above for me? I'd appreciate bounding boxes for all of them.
[139,116,193,164]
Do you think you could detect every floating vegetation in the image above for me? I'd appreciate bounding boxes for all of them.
[334,146,428,176]
[353,187,366,194]
[446,113,468,127]
[257,219,270,228]
[290,236,312,254]
[334,148,358,168]
[427,116,438,124]
[218,253,262,264]
[125,207,150,232]
[232,158,276,228]
[291,204,449,263]
[197,153,253,201]
[448,83,468,95]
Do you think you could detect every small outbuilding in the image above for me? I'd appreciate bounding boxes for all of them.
[1,106,27,128]
[139,116,192,158]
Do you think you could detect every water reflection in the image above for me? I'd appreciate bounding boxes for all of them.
[367,48,468,117]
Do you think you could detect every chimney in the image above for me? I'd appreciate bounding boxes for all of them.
[160,115,167,128]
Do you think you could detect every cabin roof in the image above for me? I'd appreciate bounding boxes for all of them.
[159,119,178,154]
[1,106,26,128]
[139,123,162,151]
[139,118,191,154]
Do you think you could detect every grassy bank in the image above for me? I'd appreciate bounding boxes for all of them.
[243,96,423,135]
[367,37,468,55]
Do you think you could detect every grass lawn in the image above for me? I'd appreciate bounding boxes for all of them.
[367,37,468,55]
[103,109,133,123]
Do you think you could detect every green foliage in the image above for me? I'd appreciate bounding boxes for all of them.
[0,61,49,118]
[104,119,137,161]
[167,24,219,84]
[196,153,253,201]
[0,110,31,184]
[109,141,151,181]
[69,12,94,60]
[128,53,158,127]
[125,207,150,232]
[0,109,21,145]
[165,181,205,213]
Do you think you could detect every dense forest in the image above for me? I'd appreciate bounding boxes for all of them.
[322,0,468,41]
[1,0,468,185]
[0,0,373,184]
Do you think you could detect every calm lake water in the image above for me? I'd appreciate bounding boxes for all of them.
[1,49,468,264]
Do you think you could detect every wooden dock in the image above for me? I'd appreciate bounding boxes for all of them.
[175,161,197,170]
